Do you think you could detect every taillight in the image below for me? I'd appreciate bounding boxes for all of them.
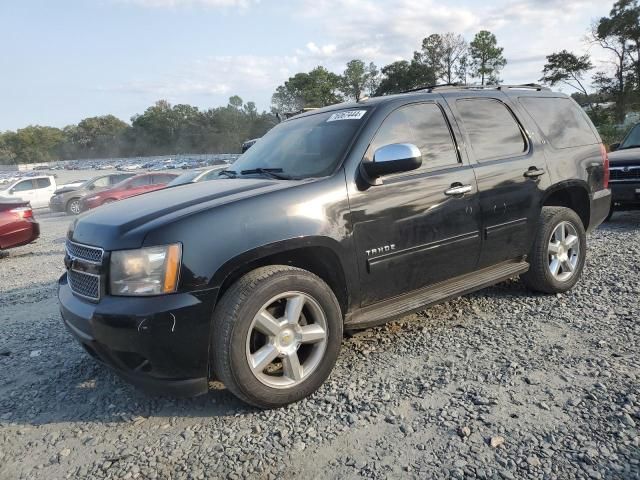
[10,206,33,219]
[601,144,610,189]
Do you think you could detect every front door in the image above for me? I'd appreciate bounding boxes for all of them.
[9,179,38,206]
[348,101,482,306]
[446,95,549,267]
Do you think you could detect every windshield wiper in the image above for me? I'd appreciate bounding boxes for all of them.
[218,169,237,178]
[240,168,293,180]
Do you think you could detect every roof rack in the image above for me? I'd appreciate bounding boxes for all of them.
[400,83,550,94]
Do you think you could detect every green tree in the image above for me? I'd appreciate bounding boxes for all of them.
[340,59,380,101]
[271,66,343,112]
[540,50,593,97]
[592,0,640,121]
[375,59,436,95]
[469,30,507,85]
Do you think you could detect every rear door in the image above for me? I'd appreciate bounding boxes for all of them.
[446,94,549,267]
[34,177,55,208]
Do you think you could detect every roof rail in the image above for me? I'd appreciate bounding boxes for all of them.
[399,83,550,94]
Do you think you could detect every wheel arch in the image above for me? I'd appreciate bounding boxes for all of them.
[212,238,351,317]
[542,181,591,230]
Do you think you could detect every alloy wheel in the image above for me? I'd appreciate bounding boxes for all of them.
[245,291,328,389]
[547,221,580,282]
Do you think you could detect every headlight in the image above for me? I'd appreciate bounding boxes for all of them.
[109,244,181,296]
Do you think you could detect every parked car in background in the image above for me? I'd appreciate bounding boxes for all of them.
[607,123,640,219]
[166,166,228,187]
[241,138,259,153]
[0,198,39,252]
[0,176,56,208]
[58,180,88,190]
[49,173,135,215]
[79,172,178,211]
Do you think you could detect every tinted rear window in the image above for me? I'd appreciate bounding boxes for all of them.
[519,97,598,149]
[36,178,51,188]
[456,99,527,161]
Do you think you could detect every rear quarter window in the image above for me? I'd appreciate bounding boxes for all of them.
[519,97,598,149]
[36,178,51,188]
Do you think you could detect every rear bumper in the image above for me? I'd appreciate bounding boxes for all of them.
[58,273,217,397]
[588,189,611,232]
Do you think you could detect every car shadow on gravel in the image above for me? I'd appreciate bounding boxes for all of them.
[1,355,256,428]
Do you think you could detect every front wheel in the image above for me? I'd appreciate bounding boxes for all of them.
[66,198,81,215]
[520,206,586,294]
[212,266,342,408]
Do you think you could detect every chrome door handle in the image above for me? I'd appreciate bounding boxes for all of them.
[524,168,546,178]
[444,184,472,196]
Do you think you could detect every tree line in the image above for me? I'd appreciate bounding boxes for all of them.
[0,97,277,165]
[3,0,640,165]
[271,30,506,111]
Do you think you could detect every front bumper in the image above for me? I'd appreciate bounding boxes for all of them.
[588,189,612,232]
[610,181,640,208]
[58,273,217,396]
[49,199,65,212]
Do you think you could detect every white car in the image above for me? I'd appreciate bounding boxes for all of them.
[0,175,57,208]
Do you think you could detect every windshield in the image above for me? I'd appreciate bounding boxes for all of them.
[229,109,369,179]
[620,124,640,149]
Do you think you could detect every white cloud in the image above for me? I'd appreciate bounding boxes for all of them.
[120,0,257,8]
[107,0,614,112]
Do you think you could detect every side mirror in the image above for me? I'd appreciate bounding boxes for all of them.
[362,144,422,181]
[609,143,620,152]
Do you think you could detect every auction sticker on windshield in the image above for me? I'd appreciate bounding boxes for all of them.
[327,110,367,122]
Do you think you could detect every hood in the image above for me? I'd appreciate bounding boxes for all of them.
[70,178,298,249]
[608,147,640,165]
[54,186,79,195]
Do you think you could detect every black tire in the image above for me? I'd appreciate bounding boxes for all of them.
[65,198,81,216]
[520,206,587,294]
[212,265,342,408]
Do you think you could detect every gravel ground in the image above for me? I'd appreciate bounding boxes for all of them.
[0,207,638,480]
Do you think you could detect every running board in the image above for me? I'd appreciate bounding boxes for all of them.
[344,261,529,330]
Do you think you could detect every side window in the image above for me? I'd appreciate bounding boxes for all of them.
[519,97,598,149]
[366,103,459,174]
[129,176,150,188]
[13,180,34,192]
[35,178,51,188]
[456,99,527,161]
[92,177,111,188]
[151,175,170,184]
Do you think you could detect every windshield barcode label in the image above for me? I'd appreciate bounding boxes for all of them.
[327,110,367,122]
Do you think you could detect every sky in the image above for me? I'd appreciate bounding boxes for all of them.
[1,0,614,131]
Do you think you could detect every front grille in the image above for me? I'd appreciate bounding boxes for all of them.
[66,240,104,300]
[68,269,100,300]
[610,166,640,182]
[66,240,104,264]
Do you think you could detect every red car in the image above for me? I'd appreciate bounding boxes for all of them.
[80,173,178,211]
[0,198,40,252]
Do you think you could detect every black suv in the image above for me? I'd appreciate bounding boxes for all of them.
[607,123,640,218]
[59,85,611,408]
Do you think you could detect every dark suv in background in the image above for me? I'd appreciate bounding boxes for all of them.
[607,123,640,219]
[59,85,610,408]
[49,173,134,215]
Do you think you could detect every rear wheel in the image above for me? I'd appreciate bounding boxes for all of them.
[520,206,586,294]
[65,198,81,215]
[212,266,342,408]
